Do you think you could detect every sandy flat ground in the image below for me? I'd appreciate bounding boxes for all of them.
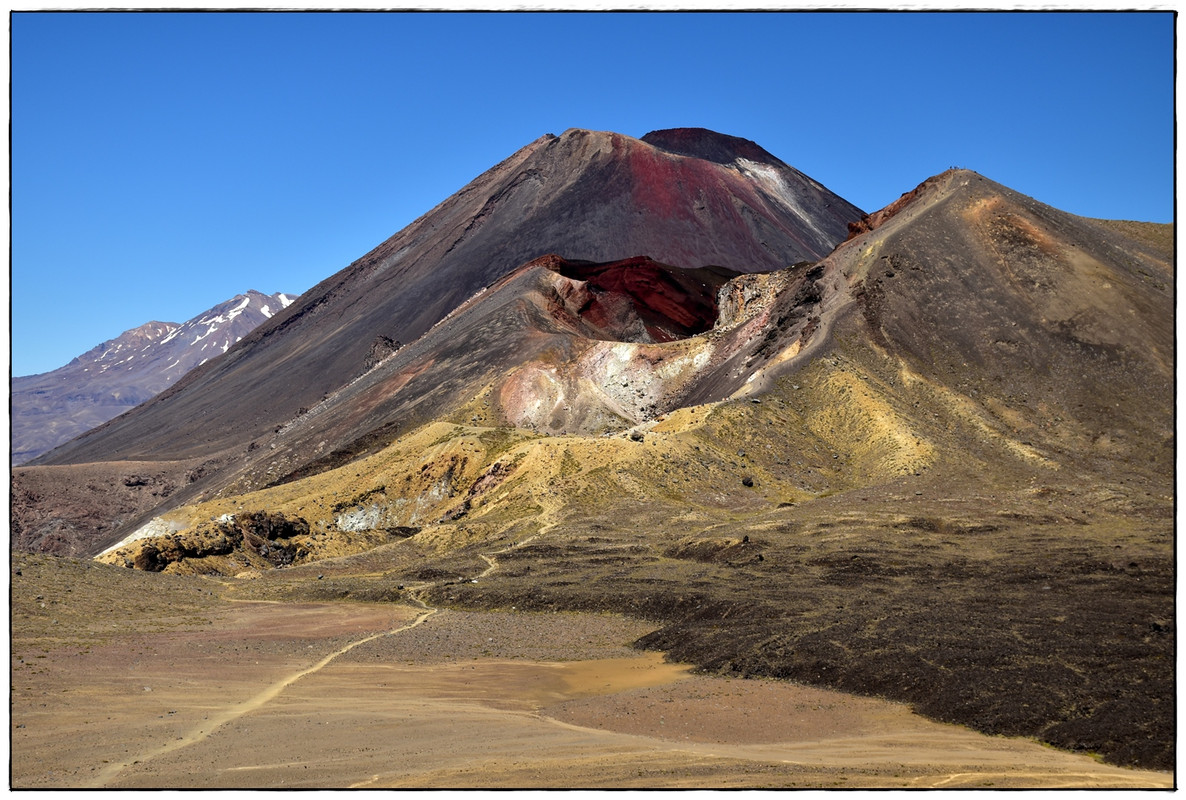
[11,600,1172,789]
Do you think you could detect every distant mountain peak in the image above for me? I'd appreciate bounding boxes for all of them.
[69,321,180,368]
[153,290,295,369]
[11,289,296,465]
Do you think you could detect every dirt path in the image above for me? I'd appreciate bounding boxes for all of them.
[129,638,1161,789]
[78,602,435,787]
[89,514,537,787]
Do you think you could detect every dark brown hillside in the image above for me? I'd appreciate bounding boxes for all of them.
[838,169,1173,477]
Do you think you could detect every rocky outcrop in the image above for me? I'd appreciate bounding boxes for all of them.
[715,270,800,330]
[641,127,784,165]
[365,336,402,369]
[108,511,312,572]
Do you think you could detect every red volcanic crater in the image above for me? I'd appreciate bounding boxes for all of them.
[538,254,739,342]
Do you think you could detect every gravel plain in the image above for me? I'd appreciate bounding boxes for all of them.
[11,555,1171,789]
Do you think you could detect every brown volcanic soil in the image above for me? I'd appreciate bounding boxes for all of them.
[11,552,1169,789]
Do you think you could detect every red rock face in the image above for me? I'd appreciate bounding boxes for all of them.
[540,255,735,342]
[621,135,823,263]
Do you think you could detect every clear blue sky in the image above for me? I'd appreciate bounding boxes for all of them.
[11,10,1175,376]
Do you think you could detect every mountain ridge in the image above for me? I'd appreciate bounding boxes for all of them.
[11,290,296,465]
